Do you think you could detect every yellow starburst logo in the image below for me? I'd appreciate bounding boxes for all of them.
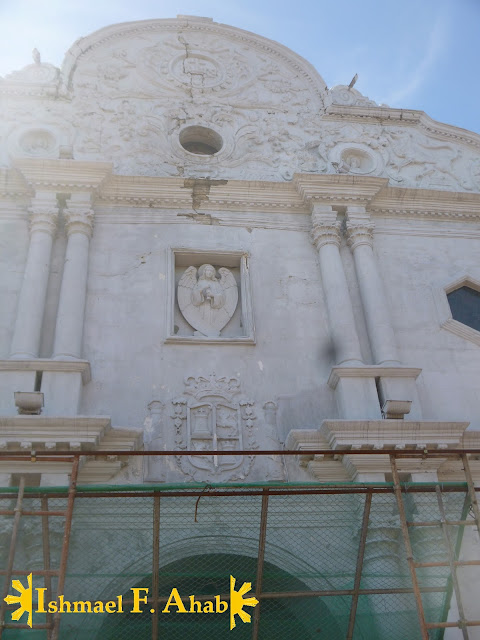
[229,575,259,630]
[4,573,33,628]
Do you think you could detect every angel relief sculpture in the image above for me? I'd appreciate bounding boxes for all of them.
[178,264,238,337]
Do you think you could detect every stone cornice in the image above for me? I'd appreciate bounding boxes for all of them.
[286,420,476,481]
[369,185,480,220]
[0,415,111,445]
[324,104,480,151]
[13,158,112,193]
[319,420,469,450]
[0,168,32,198]
[294,174,389,207]
[97,176,307,213]
[0,418,142,483]
[328,366,422,390]
[2,169,480,224]
[0,359,91,384]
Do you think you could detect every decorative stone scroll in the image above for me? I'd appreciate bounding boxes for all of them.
[177,264,238,337]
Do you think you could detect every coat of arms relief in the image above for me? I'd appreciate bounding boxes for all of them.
[144,374,285,483]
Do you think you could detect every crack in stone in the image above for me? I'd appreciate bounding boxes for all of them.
[178,32,194,100]
[183,178,228,212]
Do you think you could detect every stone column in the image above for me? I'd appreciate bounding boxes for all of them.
[345,206,400,366]
[311,205,363,365]
[52,194,93,360]
[10,192,59,359]
[345,206,422,418]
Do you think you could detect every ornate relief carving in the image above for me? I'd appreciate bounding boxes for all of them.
[68,24,322,180]
[29,196,59,236]
[3,62,59,86]
[171,374,258,482]
[383,127,469,191]
[18,129,57,156]
[470,159,480,191]
[178,265,238,337]
[331,144,379,175]
[63,206,94,238]
[326,85,379,108]
[1,18,479,192]
[346,221,375,250]
[311,216,342,250]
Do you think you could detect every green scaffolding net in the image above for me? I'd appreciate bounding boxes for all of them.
[0,483,472,639]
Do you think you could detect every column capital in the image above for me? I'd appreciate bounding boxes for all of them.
[64,193,94,238]
[311,206,341,250]
[64,207,94,238]
[28,192,59,236]
[345,220,375,250]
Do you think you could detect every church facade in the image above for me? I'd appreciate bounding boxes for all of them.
[0,16,479,639]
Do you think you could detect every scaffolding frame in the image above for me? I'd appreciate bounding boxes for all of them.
[0,448,479,639]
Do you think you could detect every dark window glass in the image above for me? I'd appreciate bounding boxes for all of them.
[447,286,480,332]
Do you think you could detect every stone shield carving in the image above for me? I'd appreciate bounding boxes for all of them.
[177,264,238,337]
[173,374,258,481]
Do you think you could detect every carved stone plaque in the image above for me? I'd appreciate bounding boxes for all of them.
[177,264,238,337]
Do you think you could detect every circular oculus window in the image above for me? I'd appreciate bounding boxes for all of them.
[179,126,223,156]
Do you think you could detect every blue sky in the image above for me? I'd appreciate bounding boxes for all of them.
[1,0,478,133]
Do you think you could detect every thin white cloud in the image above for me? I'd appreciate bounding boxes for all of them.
[385,10,449,106]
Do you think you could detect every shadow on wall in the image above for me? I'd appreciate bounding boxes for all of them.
[277,385,337,441]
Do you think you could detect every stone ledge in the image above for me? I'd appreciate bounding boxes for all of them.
[165,336,256,345]
[0,359,91,384]
[0,417,142,483]
[328,366,422,389]
[320,419,469,450]
[13,158,112,192]
[286,420,475,482]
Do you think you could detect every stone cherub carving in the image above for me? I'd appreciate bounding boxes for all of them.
[178,264,238,337]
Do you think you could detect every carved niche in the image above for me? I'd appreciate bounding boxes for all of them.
[167,250,255,343]
[143,374,285,483]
